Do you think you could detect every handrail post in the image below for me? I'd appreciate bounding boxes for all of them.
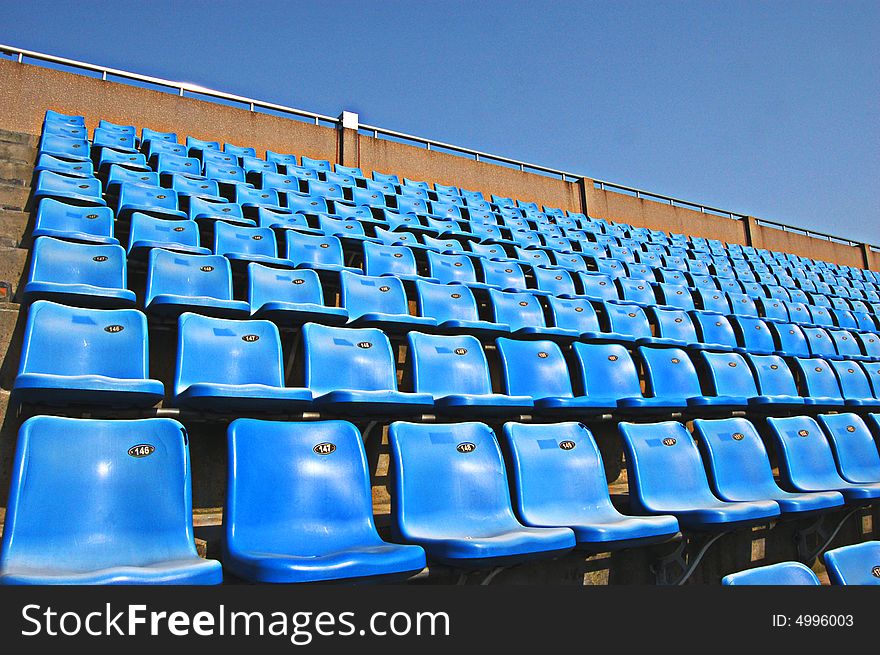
[337,110,360,168]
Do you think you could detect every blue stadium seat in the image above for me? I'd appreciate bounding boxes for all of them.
[768,322,811,357]
[692,288,731,314]
[413,280,509,337]
[790,357,845,406]
[172,313,312,411]
[0,416,221,585]
[362,242,429,282]
[35,153,94,177]
[104,165,159,196]
[829,330,869,361]
[617,421,780,529]
[145,249,249,319]
[488,289,579,341]
[575,342,687,412]
[426,251,499,290]
[127,213,210,257]
[302,323,433,415]
[115,182,186,222]
[766,416,880,501]
[827,360,880,407]
[213,221,291,269]
[817,413,880,483]
[689,311,744,352]
[388,421,576,567]
[602,302,681,347]
[545,296,605,340]
[496,338,619,414]
[756,297,790,322]
[699,351,782,407]
[38,135,90,162]
[283,233,360,274]
[223,419,425,583]
[31,198,116,245]
[12,301,164,408]
[693,417,843,514]
[802,326,840,360]
[300,155,331,172]
[823,542,880,585]
[32,171,104,208]
[532,267,579,296]
[637,346,746,410]
[248,263,346,326]
[480,260,529,292]
[407,332,532,415]
[501,422,679,549]
[729,316,776,354]
[266,151,297,168]
[153,153,203,179]
[577,272,619,301]
[721,562,821,586]
[185,195,253,227]
[22,237,135,308]
[856,332,880,359]
[44,109,85,127]
[340,271,436,332]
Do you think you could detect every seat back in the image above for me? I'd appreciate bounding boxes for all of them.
[690,311,739,349]
[745,353,800,397]
[481,260,527,290]
[302,324,397,395]
[616,278,655,305]
[817,413,880,483]
[657,283,695,310]
[768,322,810,357]
[829,360,876,401]
[501,422,618,526]
[533,267,577,296]
[572,342,643,400]
[363,242,418,278]
[650,307,698,343]
[340,271,409,319]
[488,290,546,331]
[214,222,278,258]
[0,416,197,573]
[18,301,150,380]
[175,313,284,392]
[225,419,380,555]
[546,296,601,334]
[577,272,619,301]
[248,263,325,309]
[388,422,522,538]
[730,316,775,353]
[283,233,347,269]
[791,358,844,401]
[698,351,759,397]
[146,250,234,303]
[426,251,478,285]
[603,302,653,339]
[693,417,784,500]
[802,326,838,358]
[28,237,127,292]
[823,542,880,585]
[408,332,492,397]
[496,338,574,399]
[414,279,481,323]
[638,346,703,401]
[722,562,821,586]
[766,416,849,489]
[128,213,201,252]
[617,421,721,512]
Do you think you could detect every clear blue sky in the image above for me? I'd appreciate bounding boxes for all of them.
[3,0,878,244]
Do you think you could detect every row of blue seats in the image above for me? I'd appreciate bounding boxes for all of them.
[3,411,878,584]
[22,237,880,364]
[37,111,879,287]
[30,197,880,310]
[722,544,880,585]
[14,300,880,414]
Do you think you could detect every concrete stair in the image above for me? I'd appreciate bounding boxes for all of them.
[0,130,35,299]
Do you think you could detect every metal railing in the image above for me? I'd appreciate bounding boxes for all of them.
[1,42,874,251]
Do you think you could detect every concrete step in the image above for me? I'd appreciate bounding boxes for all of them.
[0,129,38,147]
[0,160,33,187]
[0,141,36,167]
[0,248,28,303]
[0,210,30,248]
[0,184,30,212]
